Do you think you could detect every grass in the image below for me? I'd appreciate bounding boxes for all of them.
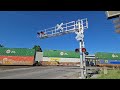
[96,69,120,79]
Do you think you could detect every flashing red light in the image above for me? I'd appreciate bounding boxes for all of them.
[82,48,86,52]
[40,31,44,34]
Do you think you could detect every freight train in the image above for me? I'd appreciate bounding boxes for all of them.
[1,48,120,67]
[0,48,43,66]
[95,52,120,67]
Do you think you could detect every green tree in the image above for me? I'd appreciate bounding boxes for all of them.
[0,44,4,47]
[32,45,42,52]
[32,45,37,49]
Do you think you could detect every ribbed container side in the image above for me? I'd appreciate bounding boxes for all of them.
[0,48,35,56]
[95,52,120,60]
[43,50,80,58]
[0,56,34,65]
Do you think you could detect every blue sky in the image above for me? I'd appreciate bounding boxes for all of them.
[0,11,120,54]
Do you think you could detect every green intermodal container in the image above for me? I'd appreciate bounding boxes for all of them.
[0,48,35,56]
[95,52,120,60]
[43,50,80,58]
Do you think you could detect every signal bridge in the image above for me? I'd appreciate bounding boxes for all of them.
[37,18,88,39]
[37,18,88,79]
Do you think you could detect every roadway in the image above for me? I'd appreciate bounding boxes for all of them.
[0,66,81,79]
[0,66,100,79]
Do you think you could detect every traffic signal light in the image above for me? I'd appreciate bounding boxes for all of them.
[75,48,89,55]
[82,48,89,55]
[75,48,79,53]
[82,48,86,52]
[40,31,44,34]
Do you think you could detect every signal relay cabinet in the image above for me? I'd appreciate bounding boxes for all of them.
[34,52,43,66]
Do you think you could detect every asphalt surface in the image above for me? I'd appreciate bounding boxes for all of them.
[0,66,81,79]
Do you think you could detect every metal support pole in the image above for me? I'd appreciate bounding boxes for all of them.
[79,40,84,79]
[77,19,84,79]
[78,19,87,79]
[82,41,87,78]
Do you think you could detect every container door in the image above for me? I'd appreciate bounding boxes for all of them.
[35,52,43,62]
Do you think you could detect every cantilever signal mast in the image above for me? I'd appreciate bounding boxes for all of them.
[37,18,88,79]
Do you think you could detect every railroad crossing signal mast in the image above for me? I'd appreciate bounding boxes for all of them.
[37,18,88,79]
